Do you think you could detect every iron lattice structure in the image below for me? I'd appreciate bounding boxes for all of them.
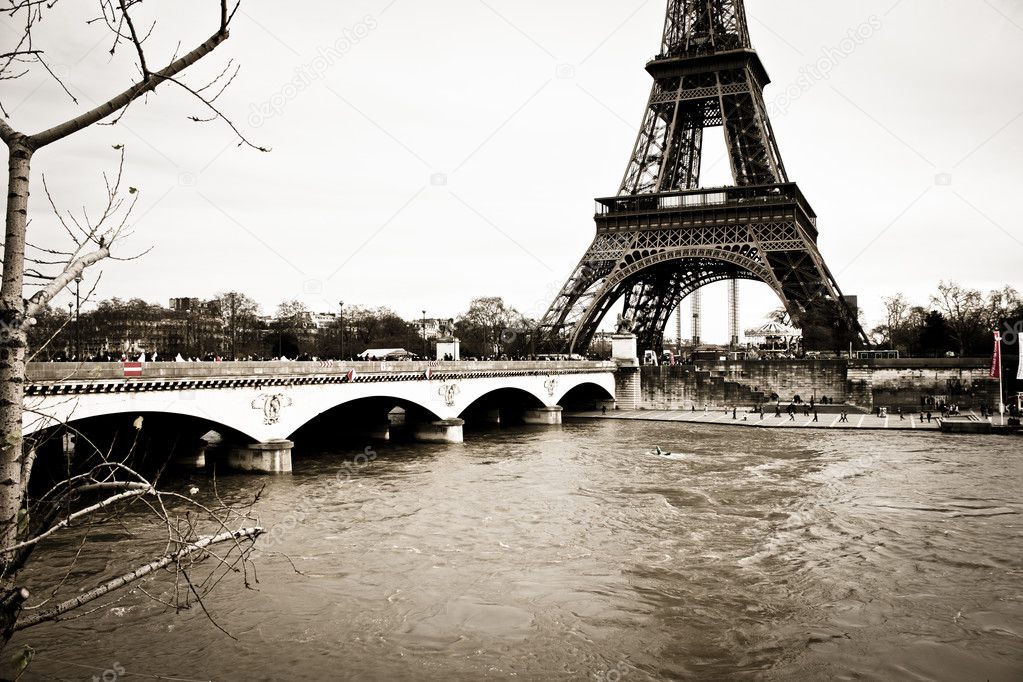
[536,0,866,354]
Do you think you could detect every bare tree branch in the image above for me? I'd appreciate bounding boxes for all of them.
[13,527,262,631]
[1,486,153,555]
[159,74,269,152]
[116,0,149,79]
[28,2,233,149]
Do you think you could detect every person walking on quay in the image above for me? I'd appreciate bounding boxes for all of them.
[732,406,737,420]
[926,411,932,423]
[838,411,848,423]
[775,404,781,418]
[813,410,819,423]
[899,407,904,421]
[789,410,796,422]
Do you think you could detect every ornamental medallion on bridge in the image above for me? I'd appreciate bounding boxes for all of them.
[252,393,293,425]
[544,377,558,397]
[438,383,460,407]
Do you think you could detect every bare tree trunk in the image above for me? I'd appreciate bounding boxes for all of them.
[0,140,32,638]
[0,140,32,551]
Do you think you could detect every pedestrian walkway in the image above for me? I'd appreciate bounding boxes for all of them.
[570,407,955,431]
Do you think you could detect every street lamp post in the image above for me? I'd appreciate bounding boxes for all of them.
[185,304,193,359]
[421,310,427,359]
[74,274,82,360]
[338,300,345,361]
[229,292,237,360]
[67,302,73,358]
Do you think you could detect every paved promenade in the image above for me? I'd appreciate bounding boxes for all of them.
[568,407,965,431]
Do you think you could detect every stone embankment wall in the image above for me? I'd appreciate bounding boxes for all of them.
[638,358,996,410]
[614,364,641,409]
[847,359,996,410]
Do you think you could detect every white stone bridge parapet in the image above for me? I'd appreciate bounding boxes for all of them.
[23,361,618,473]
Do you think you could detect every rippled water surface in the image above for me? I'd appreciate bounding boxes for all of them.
[18,421,1023,680]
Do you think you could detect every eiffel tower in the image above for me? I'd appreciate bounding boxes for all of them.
[536,0,866,354]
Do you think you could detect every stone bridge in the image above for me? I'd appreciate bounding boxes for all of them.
[24,361,618,473]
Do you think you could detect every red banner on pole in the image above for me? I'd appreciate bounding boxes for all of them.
[990,331,1001,379]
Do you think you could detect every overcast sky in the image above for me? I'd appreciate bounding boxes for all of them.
[4,0,1022,343]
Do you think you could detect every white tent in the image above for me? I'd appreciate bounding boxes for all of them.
[744,321,800,339]
[358,348,414,360]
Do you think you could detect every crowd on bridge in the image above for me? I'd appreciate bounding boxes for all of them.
[45,351,596,364]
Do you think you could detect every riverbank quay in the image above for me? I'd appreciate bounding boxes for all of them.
[567,408,985,431]
[638,357,1004,414]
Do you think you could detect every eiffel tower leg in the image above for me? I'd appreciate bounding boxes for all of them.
[719,74,787,185]
[762,241,866,347]
[620,94,705,195]
[536,236,622,353]
[622,272,685,352]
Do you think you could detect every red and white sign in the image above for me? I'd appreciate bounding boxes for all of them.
[345,369,356,383]
[425,368,433,380]
[123,362,143,378]
[990,331,1001,379]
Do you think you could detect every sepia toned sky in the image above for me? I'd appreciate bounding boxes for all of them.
[4,0,1022,342]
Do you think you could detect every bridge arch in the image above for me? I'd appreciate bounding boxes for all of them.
[555,382,616,411]
[457,387,547,424]
[285,394,445,442]
[23,393,267,442]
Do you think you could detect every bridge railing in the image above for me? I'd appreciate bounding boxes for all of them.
[26,360,616,383]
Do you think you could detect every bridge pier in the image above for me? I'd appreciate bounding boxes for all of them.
[228,440,294,474]
[172,441,207,470]
[369,424,391,441]
[522,406,563,425]
[413,419,464,444]
[612,333,641,410]
[354,422,391,441]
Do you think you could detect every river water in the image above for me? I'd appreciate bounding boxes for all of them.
[15,421,1023,681]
